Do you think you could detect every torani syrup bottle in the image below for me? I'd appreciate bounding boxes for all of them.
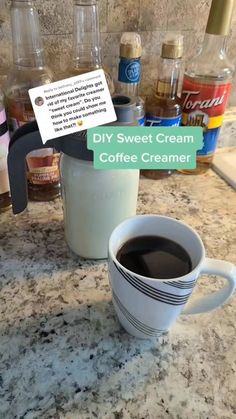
[180,0,235,174]
[142,35,183,180]
[5,0,60,201]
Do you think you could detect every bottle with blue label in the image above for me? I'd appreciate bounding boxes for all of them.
[117,32,145,126]
[142,34,184,179]
[118,32,141,96]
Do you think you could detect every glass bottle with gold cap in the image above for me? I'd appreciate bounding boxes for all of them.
[118,32,142,97]
[180,0,235,174]
[142,34,183,180]
[5,0,60,202]
[68,0,114,93]
[117,32,145,125]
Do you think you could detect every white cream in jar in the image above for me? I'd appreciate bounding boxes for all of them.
[60,154,139,259]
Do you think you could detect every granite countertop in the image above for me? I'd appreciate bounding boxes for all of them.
[0,168,236,419]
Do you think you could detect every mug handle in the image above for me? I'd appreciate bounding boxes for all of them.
[182,258,236,315]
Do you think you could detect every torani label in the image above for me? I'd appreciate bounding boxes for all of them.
[182,77,232,156]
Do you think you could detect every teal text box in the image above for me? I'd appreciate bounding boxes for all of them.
[87,126,203,169]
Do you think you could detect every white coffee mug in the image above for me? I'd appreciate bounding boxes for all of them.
[108,215,236,339]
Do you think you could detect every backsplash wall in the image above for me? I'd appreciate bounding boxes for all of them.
[0,0,236,106]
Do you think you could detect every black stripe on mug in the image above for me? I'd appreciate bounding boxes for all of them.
[115,262,189,305]
[114,261,191,306]
[113,291,163,333]
[122,266,190,301]
[112,291,165,337]
[163,279,196,289]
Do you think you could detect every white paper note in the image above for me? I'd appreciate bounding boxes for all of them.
[28,69,117,143]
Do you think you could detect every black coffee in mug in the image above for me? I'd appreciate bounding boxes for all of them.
[116,235,192,279]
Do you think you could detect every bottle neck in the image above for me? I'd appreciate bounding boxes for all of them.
[72,0,102,70]
[11,0,46,68]
[156,57,181,99]
[201,33,227,57]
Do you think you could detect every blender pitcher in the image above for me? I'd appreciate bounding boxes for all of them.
[7,95,140,259]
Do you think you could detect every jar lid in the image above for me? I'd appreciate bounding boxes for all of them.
[59,94,137,161]
[54,130,94,161]
[120,32,142,59]
[161,34,183,59]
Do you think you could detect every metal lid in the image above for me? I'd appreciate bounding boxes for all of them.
[120,32,142,59]
[161,34,183,59]
[7,94,137,215]
[58,95,137,157]
[8,95,137,167]
[206,0,235,36]
[55,130,94,161]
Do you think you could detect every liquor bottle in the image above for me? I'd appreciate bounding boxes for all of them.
[117,32,145,126]
[69,0,114,93]
[5,0,60,201]
[180,0,235,174]
[0,88,11,212]
[142,35,183,180]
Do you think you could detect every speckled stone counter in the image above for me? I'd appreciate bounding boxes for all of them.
[0,168,236,419]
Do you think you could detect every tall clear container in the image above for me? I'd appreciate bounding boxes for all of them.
[118,32,142,97]
[180,0,235,174]
[142,35,183,179]
[60,95,139,258]
[5,0,60,201]
[69,0,114,93]
[117,32,145,126]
